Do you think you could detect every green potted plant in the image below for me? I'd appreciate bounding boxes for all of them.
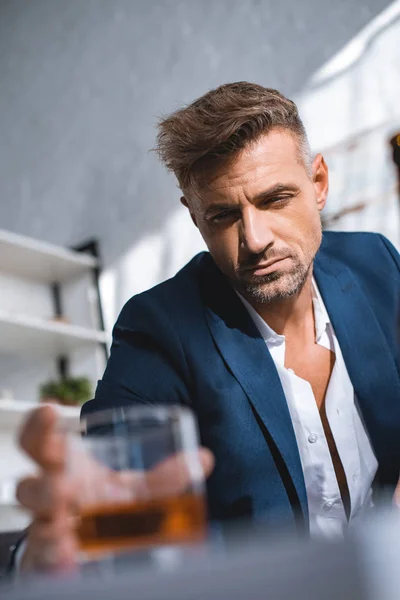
[39,377,92,406]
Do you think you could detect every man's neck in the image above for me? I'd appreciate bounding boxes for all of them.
[245,271,315,338]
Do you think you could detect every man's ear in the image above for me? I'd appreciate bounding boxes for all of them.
[181,196,198,228]
[312,154,329,212]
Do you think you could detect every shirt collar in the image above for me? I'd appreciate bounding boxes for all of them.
[237,278,330,348]
[312,278,330,343]
[237,293,284,347]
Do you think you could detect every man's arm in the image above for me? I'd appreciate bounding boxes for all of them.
[377,234,400,371]
[378,233,400,272]
[83,292,192,416]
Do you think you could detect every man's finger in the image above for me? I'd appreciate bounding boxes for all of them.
[143,448,215,496]
[27,513,78,542]
[16,474,77,516]
[19,406,66,471]
[198,447,215,478]
[107,448,215,500]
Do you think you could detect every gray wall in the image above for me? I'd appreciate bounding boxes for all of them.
[0,0,392,269]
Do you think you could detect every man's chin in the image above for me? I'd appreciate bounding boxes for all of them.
[238,269,308,303]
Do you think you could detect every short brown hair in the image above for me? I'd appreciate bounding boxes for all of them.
[155,81,311,194]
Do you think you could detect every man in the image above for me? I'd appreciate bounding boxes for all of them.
[16,82,400,571]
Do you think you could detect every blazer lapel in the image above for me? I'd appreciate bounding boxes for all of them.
[314,253,400,483]
[199,257,308,520]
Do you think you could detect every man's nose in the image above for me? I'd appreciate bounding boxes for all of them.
[239,207,274,255]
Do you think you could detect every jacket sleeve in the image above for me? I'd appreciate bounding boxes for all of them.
[377,234,400,371]
[81,292,192,417]
[378,233,400,274]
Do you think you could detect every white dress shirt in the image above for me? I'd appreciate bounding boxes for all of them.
[239,280,378,539]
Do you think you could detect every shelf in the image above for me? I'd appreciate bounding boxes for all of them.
[0,309,109,356]
[0,228,98,283]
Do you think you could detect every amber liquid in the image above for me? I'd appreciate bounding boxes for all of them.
[77,493,207,556]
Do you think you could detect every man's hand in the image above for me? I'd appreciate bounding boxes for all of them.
[16,406,214,573]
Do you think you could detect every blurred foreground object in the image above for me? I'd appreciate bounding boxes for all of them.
[0,401,79,534]
[73,406,207,559]
[11,405,212,573]
[5,510,400,599]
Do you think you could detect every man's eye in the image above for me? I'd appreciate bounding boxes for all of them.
[264,195,291,206]
[211,212,234,223]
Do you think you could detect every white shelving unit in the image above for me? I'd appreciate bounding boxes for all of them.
[0,308,109,356]
[0,227,108,365]
[0,229,108,532]
[0,228,98,283]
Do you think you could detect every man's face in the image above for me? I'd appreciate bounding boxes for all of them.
[182,129,328,304]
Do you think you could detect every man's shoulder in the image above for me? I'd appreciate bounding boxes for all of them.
[319,230,400,276]
[116,252,213,326]
[321,230,393,260]
[321,230,381,249]
[142,251,211,302]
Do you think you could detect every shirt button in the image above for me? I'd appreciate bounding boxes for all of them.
[324,501,334,511]
[308,433,318,444]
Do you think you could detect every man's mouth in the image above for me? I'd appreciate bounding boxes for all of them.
[242,256,290,277]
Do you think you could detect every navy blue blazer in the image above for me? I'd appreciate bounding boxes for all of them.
[82,231,400,532]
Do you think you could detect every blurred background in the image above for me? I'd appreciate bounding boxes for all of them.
[0,0,399,534]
